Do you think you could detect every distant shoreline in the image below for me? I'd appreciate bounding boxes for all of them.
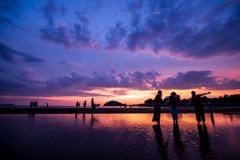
[0,107,240,114]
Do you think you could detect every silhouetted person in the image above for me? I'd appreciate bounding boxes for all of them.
[30,101,33,108]
[152,90,164,125]
[83,100,86,108]
[153,125,168,159]
[91,98,101,113]
[165,92,185,123]
[187,91,210,124]
[33,101,38,107]
[46,103,48,108]
[124,103,126,108]
[76,101,80,107]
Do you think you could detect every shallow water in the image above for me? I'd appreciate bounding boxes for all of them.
[0,113,240,160]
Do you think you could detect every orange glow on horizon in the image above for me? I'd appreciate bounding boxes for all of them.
[1,88,240,106]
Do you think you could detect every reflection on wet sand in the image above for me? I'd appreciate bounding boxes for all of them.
[173,122,186,159]
[153,125,168,159]
[211,113,215,126]
[28,113,35,120]
[0,113,240,159]
[197,124,211,157]
[89,113,99,128]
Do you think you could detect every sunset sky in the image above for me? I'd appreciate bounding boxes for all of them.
[0,0,240,106]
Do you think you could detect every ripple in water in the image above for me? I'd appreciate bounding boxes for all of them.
[0,113,240,159]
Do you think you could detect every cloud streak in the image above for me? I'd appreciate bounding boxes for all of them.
[1,68,239,97]
[0,42,45,63]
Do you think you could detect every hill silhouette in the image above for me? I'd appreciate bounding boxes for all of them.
[103,101,125,106]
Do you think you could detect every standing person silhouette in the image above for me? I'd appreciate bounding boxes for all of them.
[91,98,101,113]
[152,90,164,125]
[83,100,86,108]
[165,92,185,123]
[30,101,33,108]
[187,91,210,124]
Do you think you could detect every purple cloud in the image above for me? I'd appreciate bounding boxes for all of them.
[40,0,57,26]
[158,70,240,90]
[0,42,45,63]
[74,9,89,26]
[17,68,37,81]
[60,5,67,16]
[123,0,240,59]
[91,0,104,11]
[125,0,143,12]
[22,53,45,63]
[1,69,240,97]
[0,15,17,28]
[105,22,127,51]
[40,25,73,50]
[40,0,67,26]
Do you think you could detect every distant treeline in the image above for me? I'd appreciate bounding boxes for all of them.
[145,94,240,104]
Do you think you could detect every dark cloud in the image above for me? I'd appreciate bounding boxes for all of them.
[74,9,89,26]
[125,0,143,12]
[59,61,67,65]
[40,0,57,26]
[73,23,91,49]
[1,69,239,97]
[0,15,17,28]
[17,68,37,81]
[159,71,215,89]
[130,13,141,27]
[40,25,73,50]
[40,22,102,50]
[0,0,21,18]
[158,70,240,90]
[22,53,45,63]
[105,22,127,51]
[86,69,160,89]
[0,42,45,63]
[40,0,67,26]
[123,0,240,59]
[91,0,104,11]
[60,5,67,16]
[0,42,17,62]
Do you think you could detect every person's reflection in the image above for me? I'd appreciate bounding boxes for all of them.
[82,112,85,123]
[229,114,234,122]
[197,124,211,156]
[173,122,185,158]
[89,113,99,128]
[210,113,215,126]
[28,113,35,120]
[153,125,168,159]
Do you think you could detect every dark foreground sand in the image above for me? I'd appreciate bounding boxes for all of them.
[0,107,240,114]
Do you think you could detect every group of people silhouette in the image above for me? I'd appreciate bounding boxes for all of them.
[76,100,86,108]
[153,90,211,125]
[75,99,101,113]
[30,101,38,107]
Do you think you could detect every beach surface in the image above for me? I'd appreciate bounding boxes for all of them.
[0,107,240,114]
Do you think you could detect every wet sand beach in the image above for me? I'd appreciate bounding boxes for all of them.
[0,107,240,114]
